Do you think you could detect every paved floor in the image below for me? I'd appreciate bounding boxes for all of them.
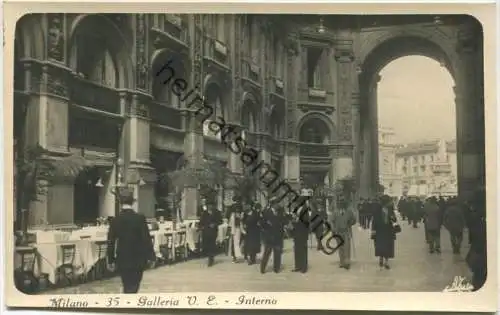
[44,223,471,293]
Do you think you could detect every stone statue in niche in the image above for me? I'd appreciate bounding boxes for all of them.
[47,14,64,62]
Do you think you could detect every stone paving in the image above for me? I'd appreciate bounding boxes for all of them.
[44,223,471,294]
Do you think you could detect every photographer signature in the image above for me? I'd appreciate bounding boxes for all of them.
[443,276,473,292]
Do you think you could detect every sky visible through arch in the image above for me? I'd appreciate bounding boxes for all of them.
[377,55,456,144]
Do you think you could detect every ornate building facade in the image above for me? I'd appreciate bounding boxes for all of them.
[13,14,484,227]
[396,139,458,196]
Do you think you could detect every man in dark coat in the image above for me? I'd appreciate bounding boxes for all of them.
[423,197,442,253]
[443,197,466,254]
[291,198,309,273]
[242,202,261,265]
[107,188,155,293]
[199,199,223,267]
[260,197,286,274]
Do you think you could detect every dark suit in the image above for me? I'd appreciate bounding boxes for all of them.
[199,209,223,266]
[292,207,309,272]
[260,207,286,273]
[107,208,155,293]
[243,210,261,264]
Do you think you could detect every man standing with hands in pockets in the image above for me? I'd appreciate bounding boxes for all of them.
[107,188,156,293]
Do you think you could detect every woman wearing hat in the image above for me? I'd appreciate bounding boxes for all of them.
[371,195,400,269]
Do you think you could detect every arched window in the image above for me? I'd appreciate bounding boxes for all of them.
[242,102,256,132]
[76,34,118,88]
[299,119,329,144]
[270,111,283,139]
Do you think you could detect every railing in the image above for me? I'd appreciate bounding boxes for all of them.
[299,143,330,158]
[245,131,258,147]
[70,78,120,114]
[68,115,120,150]
[268,137,281,154]
[242,58,260,84]
[150,101,183,130]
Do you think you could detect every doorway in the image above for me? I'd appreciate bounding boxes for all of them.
[73,167,100,225]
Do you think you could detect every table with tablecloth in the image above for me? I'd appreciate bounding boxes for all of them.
[15,223,229,285]
[14,239,106,284]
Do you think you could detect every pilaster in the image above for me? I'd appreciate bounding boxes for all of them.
[334,30,355,144]
[454,22,485,197]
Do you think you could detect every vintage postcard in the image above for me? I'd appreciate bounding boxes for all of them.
[3,1,497,312]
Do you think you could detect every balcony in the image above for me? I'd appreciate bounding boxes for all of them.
[70,78,120,114]
[150,101,183,130]
[242,58,261,87]
[203,36,230,72]
[244,131,258,147]
[151,15,189,54]
[299,143,330,158]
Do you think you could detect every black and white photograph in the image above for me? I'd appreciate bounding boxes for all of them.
[4,4,497,311]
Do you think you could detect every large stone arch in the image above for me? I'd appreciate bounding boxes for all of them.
[296,112,336,143]
[358,26,458,79]
[355,24,482,198]
[68,14,134,89]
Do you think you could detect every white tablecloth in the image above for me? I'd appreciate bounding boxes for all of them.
[21,239,106,284]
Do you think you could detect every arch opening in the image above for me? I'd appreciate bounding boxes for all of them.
[298,118,330,144]
[152,50,189,108]
[69,15,133,89]
[358,34,462,199]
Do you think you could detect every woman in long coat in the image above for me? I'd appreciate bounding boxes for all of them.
[242,202,262,265]
[371,195,398,269]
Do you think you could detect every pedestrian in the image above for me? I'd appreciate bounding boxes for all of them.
[291,199,309,273]
[106,188,155,294]
[331,194,356,270]
[199,199,223,267]
[228,201,244,263]
[309,200,326,250]
[443,197,465,254]
[242,202,261,265]
[465,190,487,291]
[260,197,286,274]
[423,197,442,254]
[371,195,399,269]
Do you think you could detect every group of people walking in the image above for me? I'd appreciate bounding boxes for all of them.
[105,186,486,293]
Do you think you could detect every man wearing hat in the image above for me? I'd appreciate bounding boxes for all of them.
[199,198,223,267]
[259,196,287,274]
[107,187,155,293]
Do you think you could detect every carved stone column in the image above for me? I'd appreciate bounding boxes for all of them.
[334,30,355,144]
[359,74,381,198]
[455,22,484,198]
[283,142,300,191]
[330,145,354,186]
[351,88,361,203]
[285,43,299,140]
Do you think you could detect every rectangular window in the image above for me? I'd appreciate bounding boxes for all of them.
[216,15,225,42]
[274,41,284,78]
[250,17,259,63]
[307,47,323,88]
